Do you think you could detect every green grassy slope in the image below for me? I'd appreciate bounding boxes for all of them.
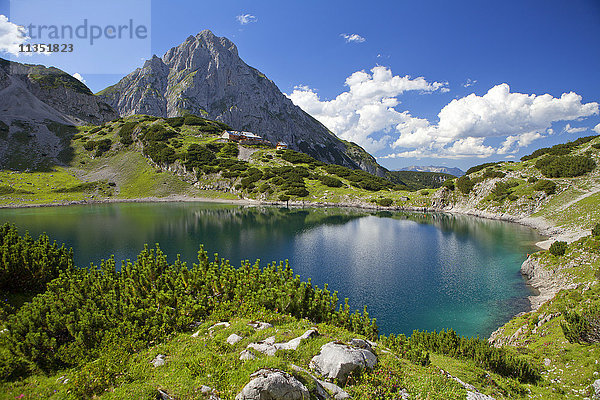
[0,115,441,207]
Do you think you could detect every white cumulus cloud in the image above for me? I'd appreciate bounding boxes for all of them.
[286,66,448,152]
[341,33,366,43]
[389,83,599,158]
[0,15,28,56]
[289,71,599,159]
[72,73,86,84]
[563,123,587,134]
[236,14,257,25]
[594,123,600,134]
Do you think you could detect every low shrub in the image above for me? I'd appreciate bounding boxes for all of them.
[549,241,567,256]
[535,155,596,178]
[592,222,600,237]
[561,305,600,344]
[533,179,557,195]
[442,180,455,191]
[318,175,344,188]
[456,176,475,195]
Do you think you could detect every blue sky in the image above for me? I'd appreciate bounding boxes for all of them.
[1,0,599,170]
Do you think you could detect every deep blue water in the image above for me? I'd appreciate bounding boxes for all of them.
[0,202,542,337]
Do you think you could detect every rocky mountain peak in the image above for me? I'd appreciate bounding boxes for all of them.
[163,30,239,73]
[98,31,386,175]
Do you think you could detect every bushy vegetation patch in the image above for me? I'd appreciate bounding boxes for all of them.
[318,175,344,188]
[532,179,557,195]
[0,223,73,293]
[52,181,101,193]
[482,169,506,179]
[456,176,475,194]
[466,162,503,175]
[118,122,137,146]
[535,155,596,178]
[0,185,33,195]
[1,227,377,377]
[490,181,519,202]
[561,305,600,344]
[521,135,599,161]
[442,180,455,191]
[381,330,540,383]
[82,138,112,157]
[549,241,567,256]
[592,222,600,237]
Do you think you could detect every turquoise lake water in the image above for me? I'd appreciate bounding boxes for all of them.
[0,202,543,337]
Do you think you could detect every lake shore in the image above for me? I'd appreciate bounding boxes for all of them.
[2,192,581,320]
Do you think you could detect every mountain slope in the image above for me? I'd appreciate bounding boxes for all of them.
[0,58,118,170]
[97,30,386,176]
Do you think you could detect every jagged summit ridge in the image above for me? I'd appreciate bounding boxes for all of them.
[98,30,385,174]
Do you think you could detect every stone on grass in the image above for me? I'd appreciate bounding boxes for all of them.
[592,379,600,399]
[235,369,309,400]
[227,333,244,345]
[247,336,277,356]
[248,321,273,330]
[239,349,257,361]
[275,328,319,351]
[466,391,495,400]
[151,354,166,367]
[309,342,377,385]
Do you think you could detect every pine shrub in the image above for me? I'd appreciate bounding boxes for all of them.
[549,241,567,256]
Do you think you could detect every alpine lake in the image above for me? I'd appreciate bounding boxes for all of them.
[0,202,544,338]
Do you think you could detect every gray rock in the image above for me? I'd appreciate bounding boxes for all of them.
[275,328,319,351]
[318,380,350,399]
[200,385,213,394]
[157,389,173,399]
[151,354,166,367]
[290,363,348,400]
[309,341,377,385]
[592,379,600,399]
[246,329,319,356]
[210,321,231,331]
[466,391,495,400]
[235,368,309,400]
[248,321,273,330]
[247,336,278,356]
[227,333,244,345]
[349,338,373,352]
[239,349,257,361]
[98,30,385,176]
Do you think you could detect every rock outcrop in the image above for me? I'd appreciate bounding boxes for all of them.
[0,58,117,170]
[235,369,309,400]
[309,341,377,385]
[246,329,319,356]
[97,30,385,176]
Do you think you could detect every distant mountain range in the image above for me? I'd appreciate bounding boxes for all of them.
[397,165,465,176]
[97,30,386,176]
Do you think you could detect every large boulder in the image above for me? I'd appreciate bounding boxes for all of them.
[235,369,309,400]
[309,342,377,385]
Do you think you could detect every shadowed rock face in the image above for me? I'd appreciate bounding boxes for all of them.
[98,30,386,175]
[0,58,118,170]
